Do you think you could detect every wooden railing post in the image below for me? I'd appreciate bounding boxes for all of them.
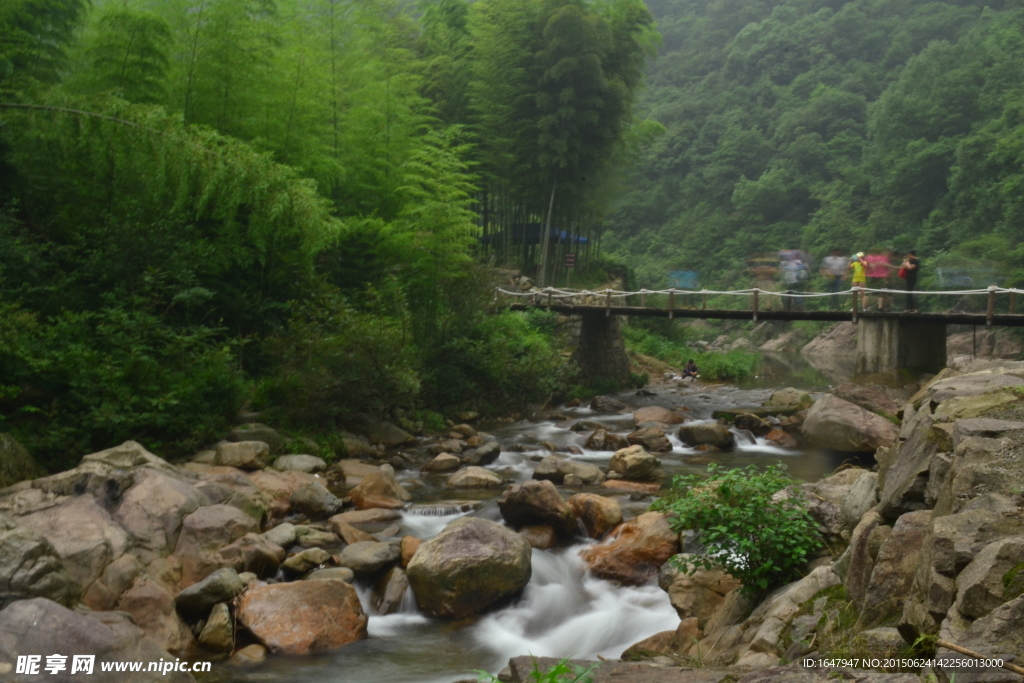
[987,285,996,328]
[752,288,759,322]
[702,289,707,310]
[852,286,859,323]
[546,288,552,310]
[640,289,647,308]
[668,288,675,320]
[1011,290,1017,315]
[605,289,612,317]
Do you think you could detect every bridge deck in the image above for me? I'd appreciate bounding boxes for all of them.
[508,303,1024,327]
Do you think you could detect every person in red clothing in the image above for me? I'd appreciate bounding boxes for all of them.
[864,248,894,310]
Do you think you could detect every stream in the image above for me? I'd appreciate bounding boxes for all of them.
[206,352,860,683]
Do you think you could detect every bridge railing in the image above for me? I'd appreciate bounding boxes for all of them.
[496,284,1024,326]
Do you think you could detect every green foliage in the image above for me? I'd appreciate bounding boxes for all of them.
[653,463,823,596]
[622,325,760,381]
[476,657,597,683]
[630,371,649,388]
[0,294,243,471]
[0,0,88,95]
[256,282,421,427]
[1004,562,1024,601]
[605,0,1024,289]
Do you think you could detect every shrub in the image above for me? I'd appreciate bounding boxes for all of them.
[653,463,823,596]
[0,299,243,471]
[477,657,596,683]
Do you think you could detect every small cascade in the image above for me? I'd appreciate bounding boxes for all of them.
[406,501,480,516]
[730,426,757,446]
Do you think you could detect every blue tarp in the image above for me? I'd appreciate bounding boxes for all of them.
[668,270,699,289]
[478,223,590,245]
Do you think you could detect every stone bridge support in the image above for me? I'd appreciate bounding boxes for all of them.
[856,318,947,374]
[570,311,632,386]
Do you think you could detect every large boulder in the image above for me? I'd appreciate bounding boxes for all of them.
[533,456,605,485]
[608,445,661,481]
[406,517,532,619]
[0,598,195,682]
[82,554,140,611]
[800,395,899,452]
[677,423,735,450]
[422,453,462,473]
[116,577,194,655]
[583,430,630,451]
[568,493,622,539]
[633,406,687,426]
[876,408,942,519]
[497,480,578,539]
[590,395,627,412]
[659,556,741,628]
[337,541,401,576]
[831,384,899,417]
[197,602,233,652]
[228,423,283,452]
[0,514,80,609]
[273,454,326,473]
[214,441,270,470]
[16,495,133,594]
[800,321,857,356]
[579,512,679,585]
[113,469,204,562]
[281,547,331,574]
[937,596,1024,683]
[462,441,501,467]
[764,388,813,411]
[348,465,411,509]
[0,434,44,489]
[446,466,503,488]
[926,372,1024,405]
[236,579,367,655]
[289,482,344,520]
[954,535,1024,620]
[371,566,410,615]
[626,426,672,452]
[217,532,286,578]
[171,504,260,587]
[175,567,244,620]
[856,509,931,629]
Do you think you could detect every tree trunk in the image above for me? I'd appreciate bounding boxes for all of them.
[539,174,557,287]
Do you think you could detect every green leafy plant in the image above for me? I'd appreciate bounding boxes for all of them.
[630,371,650,388]
[622,326,760,381]
[476,657,597,683]
[653,463,823,596]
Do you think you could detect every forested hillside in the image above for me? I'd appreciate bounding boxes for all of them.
[0,0,654,469]
[606,0,1024,287]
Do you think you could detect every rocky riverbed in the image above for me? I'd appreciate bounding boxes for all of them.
[1,355,1023,683]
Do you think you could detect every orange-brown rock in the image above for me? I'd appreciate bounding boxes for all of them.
[331,508,402,526]
[236,579,367,655]
[331,519,376,545]
[519,524,558,549]
[600,480,660,494]
[764,429,798,448]
[400,535,422,567]
[579,512,679,585]
[348,465,411,510]
[568,493,623,539]
[497,479,578,539]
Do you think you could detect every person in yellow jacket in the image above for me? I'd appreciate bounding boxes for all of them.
[849,252,867,308]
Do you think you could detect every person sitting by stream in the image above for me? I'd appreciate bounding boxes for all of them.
[682,359,699,380]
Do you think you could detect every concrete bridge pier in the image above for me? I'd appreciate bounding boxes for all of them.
[570,311,632,386]
[856,318,947,374]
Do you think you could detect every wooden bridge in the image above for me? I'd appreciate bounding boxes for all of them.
[497,285,1024,383]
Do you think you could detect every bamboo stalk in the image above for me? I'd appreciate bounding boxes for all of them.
[936,639,1024,676]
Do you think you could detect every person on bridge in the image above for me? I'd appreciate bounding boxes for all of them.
[865,248,894,310]
[900,250,920,312]
[820,249,848,308]
[682,359,699,380]
[850,252,867,309]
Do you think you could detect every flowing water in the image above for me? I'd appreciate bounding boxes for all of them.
[206,352,861,683]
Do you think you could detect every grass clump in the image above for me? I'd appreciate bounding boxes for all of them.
[622,326,760,381]
[476,657,596,683]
